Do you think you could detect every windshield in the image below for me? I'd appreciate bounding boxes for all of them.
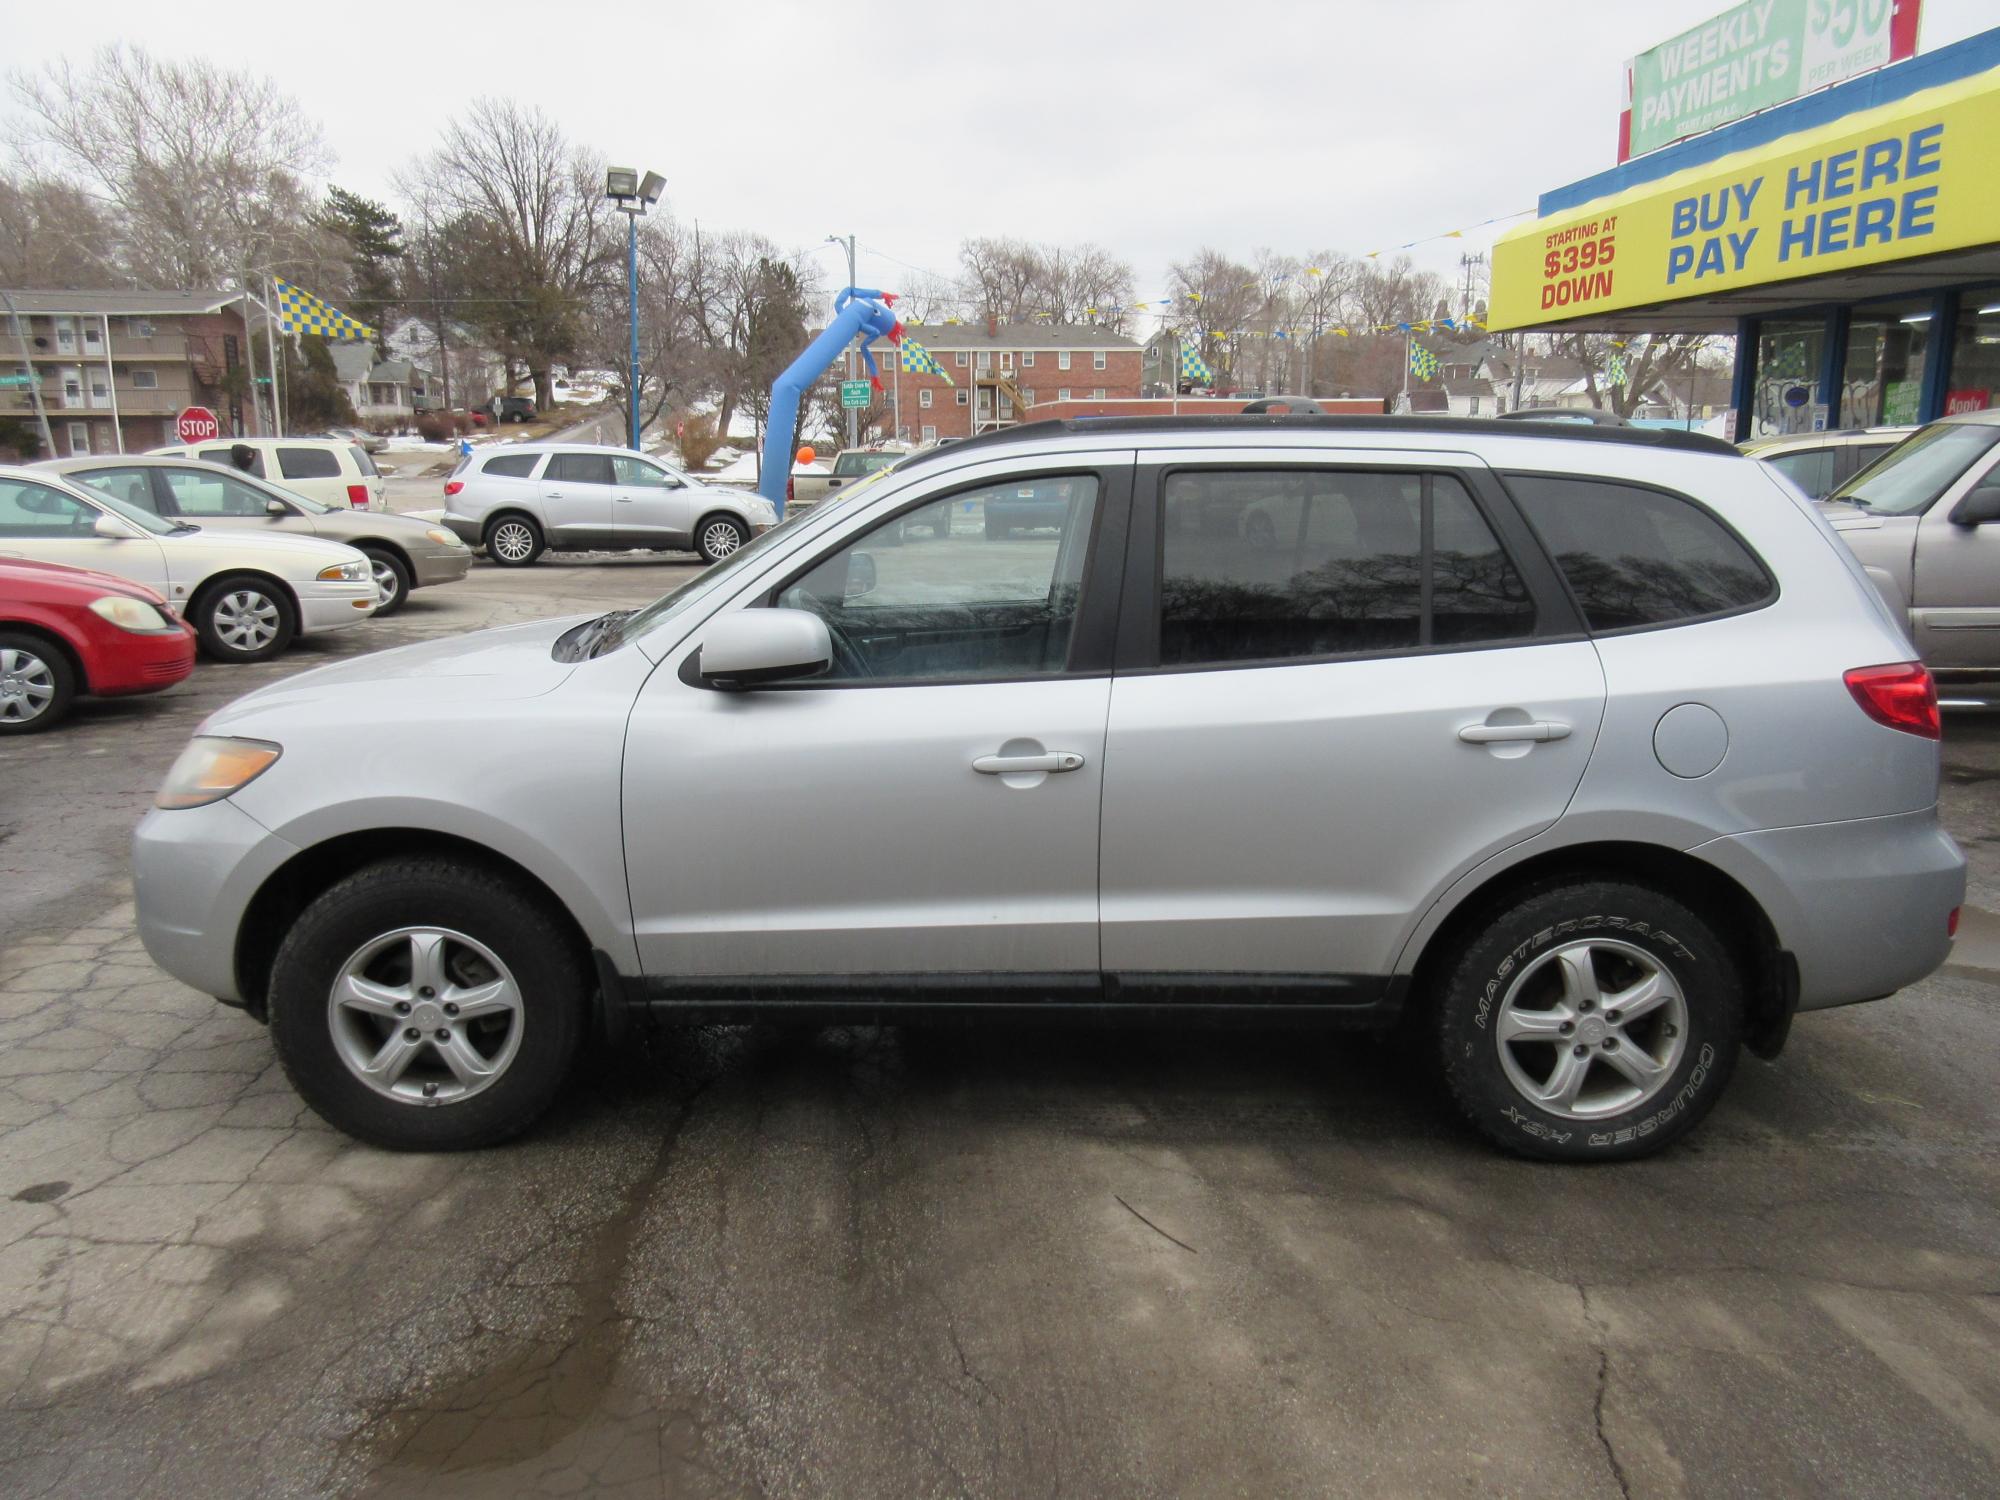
[833,450,905,477]
[1832,423,2000,515]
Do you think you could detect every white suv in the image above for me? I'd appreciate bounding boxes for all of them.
[149,437,387,512]
[441,443,777,565]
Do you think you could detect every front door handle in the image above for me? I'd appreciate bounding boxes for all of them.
[1458,721,1572,744]
[973,751,1086,774]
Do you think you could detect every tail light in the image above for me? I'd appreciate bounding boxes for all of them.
[1949,906,1961,937]
[1844,662,1940,739]
[786,474,795,503]
[444,480,464,498]
[346,483,370,508]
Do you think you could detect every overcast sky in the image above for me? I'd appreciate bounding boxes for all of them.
[7,0,1995,314]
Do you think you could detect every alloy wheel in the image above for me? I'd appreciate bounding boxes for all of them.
[701,520,743,559]
[1492,938,1689,1120]
[326,926,525,1106]
[214,589,282,653]
[0,647,56,725]
[491,522,536,563]
[370,556,402,607]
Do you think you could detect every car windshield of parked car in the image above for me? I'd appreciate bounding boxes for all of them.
[832,451,905,478]
[1832,423,2000,515]
[0,476,177,537]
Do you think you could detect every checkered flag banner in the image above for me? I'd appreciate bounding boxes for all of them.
[1410,343,1441,382]
[1609,351,1629,388]
[899,336,955,386]
[1179,339,1213,384]
[274,278,376,342]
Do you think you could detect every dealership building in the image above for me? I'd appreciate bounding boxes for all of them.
[1489,25,2000,439]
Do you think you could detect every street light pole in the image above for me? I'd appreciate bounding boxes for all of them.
[605,167,665,452]
[626,211,640,451]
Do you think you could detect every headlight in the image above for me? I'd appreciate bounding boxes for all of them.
[425,527,463,547]
[317,560,370,582]
[155,737,282,810]
[88,595,173,633]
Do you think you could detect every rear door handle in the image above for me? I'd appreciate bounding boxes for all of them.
[1458,721,1572,744]
[973,751,1086,774]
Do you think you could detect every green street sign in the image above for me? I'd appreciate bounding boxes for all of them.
[254,377,273,386]
[0,374,33,388]
[839,379,872,409]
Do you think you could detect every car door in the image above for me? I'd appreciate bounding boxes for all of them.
[0,474,170,594]
[1910,436,2000,670]
[539,452,616,544]
[609,454,694,546]
[621,455,1132,988]
[1097,452,1605,997]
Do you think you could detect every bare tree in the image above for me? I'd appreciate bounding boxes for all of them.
[10,45,333,287]
[583,216,712,442]
[1166,248,1260,383]
[959,237,1042,323]
[0,171,118,287]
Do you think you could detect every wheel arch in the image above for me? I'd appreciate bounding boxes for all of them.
[0,619,89,694]
[191,567,300,620]
[233,827,595,1023]
[1401,840,1795,1059]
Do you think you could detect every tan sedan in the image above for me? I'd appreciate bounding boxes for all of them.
[43,455,470,615]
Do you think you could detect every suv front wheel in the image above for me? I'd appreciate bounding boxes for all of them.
[1434,879,1743,1161]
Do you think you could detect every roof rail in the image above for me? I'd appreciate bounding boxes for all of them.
[900,413,1739,473]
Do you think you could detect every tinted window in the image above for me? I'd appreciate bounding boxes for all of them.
[482,453,539,478]
[775,475,1099,681]
[198,446,264,478]
[276,447,341,479]
[1765,447,1835,499]
[1508,475,1772,631]
[1158,470,1534,667]
[71,467,160,512]
[0,479,97,537]
[348,446,379,477]
[547,453,615,485]
[161,468,276,517]
[1850,443,1893,478]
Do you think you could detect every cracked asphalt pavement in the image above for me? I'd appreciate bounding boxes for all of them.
[4,539,2000,1497]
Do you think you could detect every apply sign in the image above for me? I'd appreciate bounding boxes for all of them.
[1489,67,2000,330]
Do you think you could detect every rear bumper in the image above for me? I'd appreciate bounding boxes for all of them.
[296,584,378,635]
[1692,807,1965,1010]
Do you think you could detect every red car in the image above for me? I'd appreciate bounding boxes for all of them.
[0,558,197,734]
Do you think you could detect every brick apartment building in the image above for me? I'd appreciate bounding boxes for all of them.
[864,319,1141,443]
[1,288,269,457]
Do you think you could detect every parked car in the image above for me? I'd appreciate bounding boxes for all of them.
[0,558,195,734]
[148,437,387,512]
[321,426,388,456]
[488,395,538,424]
[1741,426,1914,500]
[0,465,377,662]
[1494,407,1632,426]
[441,442,778,565]
[789,443,915,512]
[132,415,1961,1159]
[45,455,471,615]
[1818,409,2000,695]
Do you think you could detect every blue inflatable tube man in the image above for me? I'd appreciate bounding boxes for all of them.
[758,287,903,514]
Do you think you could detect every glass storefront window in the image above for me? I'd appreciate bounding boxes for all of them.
[1752,320,1825,436]
[1943,287,2000,416]
[1843,300,1934,429]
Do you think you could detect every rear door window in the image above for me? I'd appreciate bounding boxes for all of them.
[546,453,615,485]
[1507,474,1774,632]
[276,447,342,479]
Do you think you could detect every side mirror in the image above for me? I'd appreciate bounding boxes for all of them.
[1949,481,2000,527]
[696,608,832,689]
[844,551,877,600]
[265,499,288,516]
[92,513,137,539]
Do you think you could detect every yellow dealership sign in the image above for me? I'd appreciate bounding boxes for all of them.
[1489,67,2000,330]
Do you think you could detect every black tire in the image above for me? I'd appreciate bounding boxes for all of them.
[1433,879,1742,1162]
[484,513,544,567]
[192,574,297,662]
[361,547,412,615]
[695,513,747,565]
[267,858,588,1151]
[0,630,76,735]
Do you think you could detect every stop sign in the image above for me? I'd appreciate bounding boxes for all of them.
[176,406,220,443]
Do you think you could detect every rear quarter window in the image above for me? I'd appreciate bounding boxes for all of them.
[482,453,541,478]
[348,446,379,477]
[1505,473,1775,633]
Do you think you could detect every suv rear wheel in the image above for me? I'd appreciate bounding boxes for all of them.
[1433,879,1743,1161]
[484,514,544,567]
[267,858,587,1150]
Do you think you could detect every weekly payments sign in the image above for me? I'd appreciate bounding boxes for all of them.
[1489,66,1998,330]
[1621,0,1918,161]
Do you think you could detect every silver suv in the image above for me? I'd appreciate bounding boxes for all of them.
[132,417,1963,1160]
[441,442,778,565]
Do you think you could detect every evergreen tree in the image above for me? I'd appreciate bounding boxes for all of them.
[284,336,359,430]
[316,186,403,355]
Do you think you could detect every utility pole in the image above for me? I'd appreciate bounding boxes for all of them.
[1457,251,1486,325]
[0,289,56,457]
[829,234,858,450]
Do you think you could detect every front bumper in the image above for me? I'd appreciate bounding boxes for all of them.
[133,798,301,1003]
[1693,807,1965,1010]
[296,582,379,634]
[410,546,472,587]
[85,621,197,697]
[441,512,484,547]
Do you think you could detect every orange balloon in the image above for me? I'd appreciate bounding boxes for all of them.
[795,445,817,465]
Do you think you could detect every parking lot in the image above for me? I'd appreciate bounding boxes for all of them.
[3,551,2000,1498]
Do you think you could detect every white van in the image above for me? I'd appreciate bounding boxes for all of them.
[148,437,387,512]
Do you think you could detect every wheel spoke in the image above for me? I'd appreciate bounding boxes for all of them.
[446,976,518,1021]
[1556,946,1603,1008]
[407,931,451,997]
[1534,1047,1591,1108]
[1601,1042,1668,1089]
[360,1030,423,1083]
[335,972,409,1019]
[1497,1003,1575,1043]
[1606,970,1674,1024]
[434,1029,498,1084]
